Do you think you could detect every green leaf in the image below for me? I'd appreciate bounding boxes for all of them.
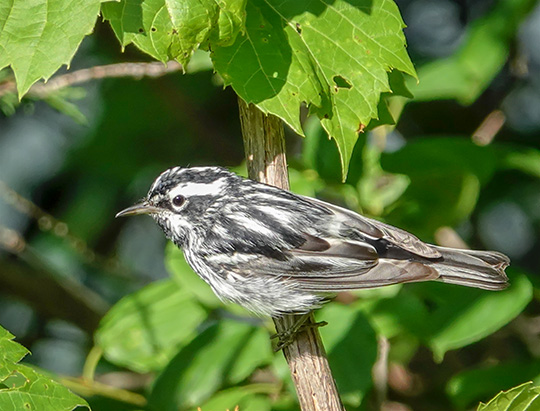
[381,137,497,236]
[288,168,324,198]
[359,290,428,339]
[95,279,207,373]
[410,271,532,362]
[0,327,28,382]
[357,144,410,217]
[302,116,350,183]
[447,361,540,409]
[0,326,89,411]
[501,148,540,179]
[409,0,536,105]
[0,0,102,98]
[101,0,247,66]
[166,244,222,308]
[226,325,273,385]
[212,0,416,179]
[185,49,214,73]
[319,304,377,407]
[190,386,272,411]
[387,69,414,100]
[382,137,497,184]
[149,319,272,411]
[478,382,540,411]
[45,92,88,125]
[302,116,369,185]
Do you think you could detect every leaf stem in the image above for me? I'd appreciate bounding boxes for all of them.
[82,345,103,382]
[60,376,147,407]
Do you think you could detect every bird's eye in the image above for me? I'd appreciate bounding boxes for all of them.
[172,195,186,207]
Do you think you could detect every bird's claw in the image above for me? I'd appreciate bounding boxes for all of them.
[271,315,328,352]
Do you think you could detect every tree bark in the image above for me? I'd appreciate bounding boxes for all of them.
[238,98,344,411]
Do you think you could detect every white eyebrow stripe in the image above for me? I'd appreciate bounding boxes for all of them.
[170,178,228,198]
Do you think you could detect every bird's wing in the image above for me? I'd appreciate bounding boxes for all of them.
[301,195,442,259]
[205,192,443,291]
[217,231,439,292]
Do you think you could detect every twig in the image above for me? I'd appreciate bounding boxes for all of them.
[0,61,183,98]
[94,371,153,391]
[472,109,506,146]
[372,336,390,410]
[238,98,344,411]
[60,376,147,407]
[434,226,469,249]
[0,180,137,280]
[0,245,108,333]
[82,346,103,382]
[512,315,540,357]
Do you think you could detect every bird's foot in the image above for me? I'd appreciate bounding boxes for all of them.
[271,313,328,352]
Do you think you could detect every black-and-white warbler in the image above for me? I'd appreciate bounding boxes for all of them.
[117,166,509,317]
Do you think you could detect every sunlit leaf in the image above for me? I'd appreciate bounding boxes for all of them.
[478,382,540,411]
[0,0,102,97]
[359,291,428,339]
[190,386,272,411]
[95,279,207,373]
[149,319,272,410]
[288,168,324,197]
[357,145,410,217]
[410,271,532,362]
[382,137,497,236]
[319,304,377,407]
[0,327,28,382]
[0,326,89,411]
[226,326,273,385]
[213,0,416,178]
[448,361,540,409]
[501,148,540,179]
[101,0,247,66]
[303,117,354,183]
[382,137,497,184]
[166,244,221,308]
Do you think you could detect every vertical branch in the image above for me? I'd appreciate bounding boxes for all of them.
[238,98,344,411]
[372,336,390,410]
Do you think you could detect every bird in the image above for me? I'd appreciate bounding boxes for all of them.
[116,166,510,318]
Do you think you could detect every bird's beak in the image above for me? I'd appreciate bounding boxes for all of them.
[115,202,162,218]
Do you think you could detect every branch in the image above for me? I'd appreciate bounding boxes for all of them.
[0,180,141,281]
[238,98,344,411]
[472,109,506,146]
[434,226,469,249]
[60,376,147,407]
[0,61,183,98]
[0,232,108,334]
[372,336,390,410]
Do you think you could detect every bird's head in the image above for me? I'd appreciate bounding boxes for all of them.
[116,166,235,246]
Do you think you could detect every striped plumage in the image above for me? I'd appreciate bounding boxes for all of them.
[117,166,510,317]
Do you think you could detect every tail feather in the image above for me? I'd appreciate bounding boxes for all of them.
[432,246,510,290]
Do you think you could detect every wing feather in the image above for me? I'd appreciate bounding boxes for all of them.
[222,228,439,291]
[226,250,439,291]
[302,195,442,259]
[210,193,447,291]
[293,260,440,291]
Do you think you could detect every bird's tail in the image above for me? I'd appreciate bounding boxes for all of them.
[432,246,510,290]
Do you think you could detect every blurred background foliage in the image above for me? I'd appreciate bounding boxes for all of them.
[1,0,540,410]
